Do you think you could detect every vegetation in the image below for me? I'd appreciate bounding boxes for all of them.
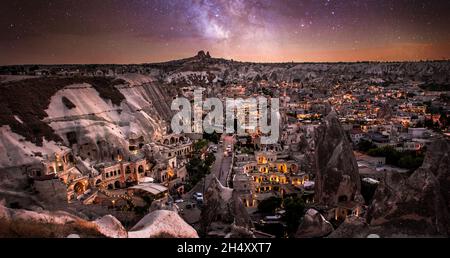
[203,131,221,144]
[257,195,306,234]
[185,139,216,190]
[366,145,424,170]
[357,139,377,152]
[282,195,306,234]
[257,197,282,214]
[193,139,209,152]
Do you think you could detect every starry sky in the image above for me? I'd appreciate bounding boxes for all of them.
[1,0,450,64]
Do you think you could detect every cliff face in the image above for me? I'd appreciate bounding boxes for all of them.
[313,111,361,206]
[366,139,450,237]
[0,74,172,168]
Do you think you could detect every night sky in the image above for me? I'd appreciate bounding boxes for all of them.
[1,0,449,64]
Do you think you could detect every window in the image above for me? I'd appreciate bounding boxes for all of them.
[126,166,131,174]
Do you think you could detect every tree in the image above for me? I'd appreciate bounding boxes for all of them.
[357,139,376,152]
[205,152,216,167]
[203,131,221,144]
[193,139,208,152]
[257,197,282,214]
[282,196,306,234]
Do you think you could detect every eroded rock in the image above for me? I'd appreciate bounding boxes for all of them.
[295,209,333,238]
[0,204,125,238]
[366,139,450,237]
[314,111,361,206]
[128,209,198,238]
[200,178,252,236]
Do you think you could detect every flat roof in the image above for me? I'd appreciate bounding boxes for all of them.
[129,183,168,195]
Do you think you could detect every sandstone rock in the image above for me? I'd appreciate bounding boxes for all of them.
[421,138,450,211]
[93,214,127,238]
[314,111,361,206]
[200,178,252,235]
[0,204,125,238]
[128,209,198,238]
[295,209,333,238]
[366,139,450,237]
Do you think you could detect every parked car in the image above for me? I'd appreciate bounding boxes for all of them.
[193,192,204,202]
[174,199,184,203]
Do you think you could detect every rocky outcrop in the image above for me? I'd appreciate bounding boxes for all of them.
[93,215,127,238]
[328,216,369,238]
[0,204,127,238]
[295,209,333,238]
[128,209,198,238]
[366,139,450,237]
[200,178,252,236]
[314,111,361,206]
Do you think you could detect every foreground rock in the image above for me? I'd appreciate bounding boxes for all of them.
[366,138,450,237]
[200,178,252,236]
[314,110,361,206]
[128,210,198,238]
[0,204,126,238]
[93,215,128,238]
[295,209,333,238]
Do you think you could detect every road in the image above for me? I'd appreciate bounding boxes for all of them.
[179,134,235,225]
[186,134,235,197]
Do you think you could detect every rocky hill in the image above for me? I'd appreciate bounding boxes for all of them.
[0,74,172,168]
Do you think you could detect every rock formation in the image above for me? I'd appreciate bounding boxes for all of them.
[328,216,369,238]
[128,209,198,238]
[200,177,252,236]
[313,110,361,206]
[366,138,450,237]
[295,209,333,238]
[0,204,127,238]
[93,215,128,238]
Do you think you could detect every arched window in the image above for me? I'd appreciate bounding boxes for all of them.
[138,165,144,173]
[126,166,131,174]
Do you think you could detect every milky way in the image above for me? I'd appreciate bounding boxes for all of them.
[1,0,449,64]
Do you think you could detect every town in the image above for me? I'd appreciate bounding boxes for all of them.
[0,51,449,238]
